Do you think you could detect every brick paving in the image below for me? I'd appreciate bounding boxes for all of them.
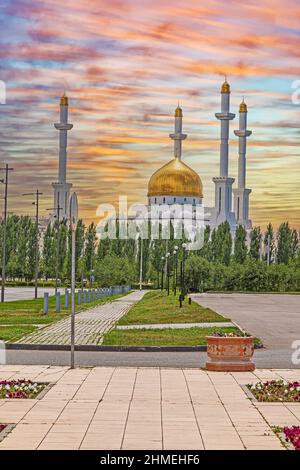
[15,291,146,346]
[0,365,299,450]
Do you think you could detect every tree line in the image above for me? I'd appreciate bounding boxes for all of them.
[0,215,299,291]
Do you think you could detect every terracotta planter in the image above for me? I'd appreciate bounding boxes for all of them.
[206,336,255,372]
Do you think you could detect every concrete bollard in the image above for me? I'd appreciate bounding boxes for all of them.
[88,290,91,302]
[65,289,69,308]
[56,292,61,313]
[83,290,87,303]
[43,292,49,314]
[78,290,81,305]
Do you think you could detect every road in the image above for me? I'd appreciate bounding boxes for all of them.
[1,287,65,302]
[191,293,300,349]
[3,347,299,369]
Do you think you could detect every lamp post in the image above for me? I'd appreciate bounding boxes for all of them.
[181,243,187,300]
[173,245,178,295]
[0,164,14,303]
[70,192,78,369]
[139,236,143,291]
[23,190,43,299]
[161,256,165,291]
[166,252,170,296]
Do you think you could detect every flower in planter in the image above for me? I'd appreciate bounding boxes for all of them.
[212,329,250,338]
[283,426,300,450]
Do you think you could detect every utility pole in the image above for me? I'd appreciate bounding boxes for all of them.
[0,164,14,303]
[23,190,43,299]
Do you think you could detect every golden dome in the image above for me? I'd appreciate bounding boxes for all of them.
[221,79,230,94]
[175,105,183,117]
[239,99,247,113]
[60,93,68,106]
[148,158,203,198]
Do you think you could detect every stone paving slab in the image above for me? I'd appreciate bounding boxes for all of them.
[15,290,146,346]
[0,365,298,450]
[116,322,235,330]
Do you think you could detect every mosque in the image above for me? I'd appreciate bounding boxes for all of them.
[147,79,253,233]
[52,79,252,234]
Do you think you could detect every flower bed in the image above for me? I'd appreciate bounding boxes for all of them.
[247,380,300,402]
[283,426,300,450]
[212,329,250,337]
[0,380,46,399]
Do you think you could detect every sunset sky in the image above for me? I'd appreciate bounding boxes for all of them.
[0,0,299,229]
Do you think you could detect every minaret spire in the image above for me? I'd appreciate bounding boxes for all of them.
[212,78,236,230]
[52,93,73,220]
[169,104,187,160]
[233,98,252,228]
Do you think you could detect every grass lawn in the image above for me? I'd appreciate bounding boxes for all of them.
[0,325,37,342]
[102,326,239,346]
[0,291,130,342]
[118,290,229,325]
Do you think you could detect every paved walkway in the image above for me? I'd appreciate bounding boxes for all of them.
[116,322,235,330]
[0,365,299,450]
[16,291,146,346]
[192,293,300,349]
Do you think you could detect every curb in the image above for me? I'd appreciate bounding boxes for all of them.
[5,343,264,353]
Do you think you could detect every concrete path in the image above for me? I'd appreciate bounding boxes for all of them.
[16,291,146,346]
[116,322,235,330]
[1,365,298,450]
[191,293,300,349]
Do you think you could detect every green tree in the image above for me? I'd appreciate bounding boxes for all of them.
[277,222,292,264]
[264,223,274,264]
[249,227,261,260]
[234,225,247,264]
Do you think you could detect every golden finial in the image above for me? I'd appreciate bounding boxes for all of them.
[175,103,182,117]
[60,92,68,106]
[239,97,247,113]
[221,75,230,94]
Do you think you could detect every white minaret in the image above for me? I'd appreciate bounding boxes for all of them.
[52,93,73,220]
[212,79,236,230]
[169,104,187,160]
[233,99,252,229]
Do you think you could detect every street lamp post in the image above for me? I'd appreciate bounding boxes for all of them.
[70,193,78,370]
[173,246,178,295]
[161,256,165,291]
[23,190,43,299]
[181,243,187,300]
[139,236,143,291]
[0,164,14,303]
[166,252,170,296]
